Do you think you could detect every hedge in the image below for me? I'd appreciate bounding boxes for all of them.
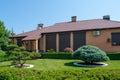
[107,52,120,60]
[41,52,120,60]
[0,68,119,80]
[41,53,73,59]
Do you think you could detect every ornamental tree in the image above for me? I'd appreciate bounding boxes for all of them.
[11,46,30,68]
[72,45,109,64]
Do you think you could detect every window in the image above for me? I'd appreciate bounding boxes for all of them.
[93,30,100,36]
[111,32,120,46]
[17,38,22,46]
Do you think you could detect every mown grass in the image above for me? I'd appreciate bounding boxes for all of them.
[0,59,120,70]
[27,59,120,70]
[0,52,120,70]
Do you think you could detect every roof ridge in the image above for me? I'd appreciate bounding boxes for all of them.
[52,19,120,26]
[106,19,120,23]
[53,19,103,24]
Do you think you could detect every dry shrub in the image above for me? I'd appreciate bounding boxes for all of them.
[64,47,73,53]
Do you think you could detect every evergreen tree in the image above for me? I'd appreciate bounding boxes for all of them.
[0,21,11,49]
[9,27,15,37]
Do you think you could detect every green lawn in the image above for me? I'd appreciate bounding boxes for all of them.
[0,59,120,70]
[0,55,120,80]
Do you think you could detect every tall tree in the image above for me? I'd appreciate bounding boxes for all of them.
[0,21,11,49]
[9,27,15,37]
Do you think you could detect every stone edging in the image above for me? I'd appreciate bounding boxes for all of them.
[73,62,108,67]
[11,64,34,68]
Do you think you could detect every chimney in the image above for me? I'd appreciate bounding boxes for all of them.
[71,16,77,22]
[103,15,110,20]
[37,23,43,30]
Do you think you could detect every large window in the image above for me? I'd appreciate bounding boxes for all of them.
[46,33,56,51]
[59,32,70,52]
[111,32,120,46]
[73,31,86,51]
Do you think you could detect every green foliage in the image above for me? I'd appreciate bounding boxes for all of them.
[11,51,30,66]
[41,53,73,59]
[72,45,110,63]
[6,44,18,51]
[3,44,29,67]
[5,44,26,56]
[9,28,15,37]
[0,21,11,49]
[1,44,7,51]
[0,68,119,80]
[0,50,6,61]
[29,52,41,59]
[107,52,120,60]
[47,48,56,53]
[0,44,41,62]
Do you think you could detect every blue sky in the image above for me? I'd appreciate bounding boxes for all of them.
[0,0,120,34]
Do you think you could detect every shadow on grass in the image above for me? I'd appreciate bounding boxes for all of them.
[64,62,99,68]
[64,62,81,67]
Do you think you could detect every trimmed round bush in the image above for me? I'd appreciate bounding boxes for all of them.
[72,45,110,63]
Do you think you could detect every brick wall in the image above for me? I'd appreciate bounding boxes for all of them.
[86,28,120,52]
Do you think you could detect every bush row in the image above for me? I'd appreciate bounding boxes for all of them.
[41,53,73,59]
[0,52,120,61]
[107,52,120,60]
[41,52,120,60]
[0,68,119,80]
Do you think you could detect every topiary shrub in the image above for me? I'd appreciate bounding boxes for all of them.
[11,51,31,67]
[72,45,110,64]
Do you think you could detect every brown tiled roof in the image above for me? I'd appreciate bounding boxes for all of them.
[13,19,120,40]
[43,19,120,33]
[12,29,45,40]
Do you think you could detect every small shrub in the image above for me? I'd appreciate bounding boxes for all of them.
[29,52,41,59]
[64,47,73,53]
[47,49,56,53]
[72,45,110,63]
[11,51,31,67]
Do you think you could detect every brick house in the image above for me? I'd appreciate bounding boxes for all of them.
[11,15,120,52]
